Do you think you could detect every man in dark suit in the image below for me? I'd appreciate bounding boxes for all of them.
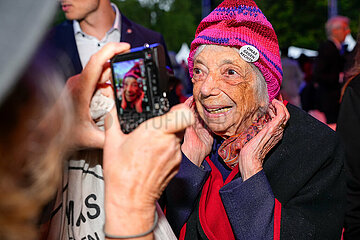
[45,0,171,80]
[313,16,351,124]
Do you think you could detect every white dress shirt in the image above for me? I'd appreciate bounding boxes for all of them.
[73,3,121,67]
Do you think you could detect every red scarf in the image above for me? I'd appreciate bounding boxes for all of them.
[218,114,270,169]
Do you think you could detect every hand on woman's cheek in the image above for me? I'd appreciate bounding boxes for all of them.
[238,99,289,181]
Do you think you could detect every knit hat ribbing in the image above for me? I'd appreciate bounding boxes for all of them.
[188,0,283,101]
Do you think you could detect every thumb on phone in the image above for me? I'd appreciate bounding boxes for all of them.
[103,105,127,171]
[148,105,195,134]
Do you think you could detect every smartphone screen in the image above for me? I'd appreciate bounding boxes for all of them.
[112,58,152,115]
[111,44,169,133]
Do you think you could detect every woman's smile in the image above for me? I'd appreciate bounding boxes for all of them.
[202,104,233,116]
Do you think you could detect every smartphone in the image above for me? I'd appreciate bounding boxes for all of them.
[111,43,170,133]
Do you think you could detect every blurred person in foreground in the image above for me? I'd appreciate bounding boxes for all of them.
[0,1,193,240]
[338,33,360,240]
[161,0,346,239]
[313,16,351,125]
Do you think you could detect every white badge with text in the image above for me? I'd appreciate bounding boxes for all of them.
[239,45,260,63]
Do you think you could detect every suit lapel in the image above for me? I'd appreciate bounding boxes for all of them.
[62,21,83,74]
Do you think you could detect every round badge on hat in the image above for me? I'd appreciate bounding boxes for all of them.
[239,45,260,63]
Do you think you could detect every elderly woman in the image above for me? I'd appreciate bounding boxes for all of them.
[163,0,345,239]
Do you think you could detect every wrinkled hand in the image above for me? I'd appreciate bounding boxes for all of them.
[65,42,130,149]
[239,99,290,181]
[103,104,194,236]
[181,96,213,167]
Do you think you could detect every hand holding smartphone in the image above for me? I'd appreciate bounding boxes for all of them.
[111,44,170,133]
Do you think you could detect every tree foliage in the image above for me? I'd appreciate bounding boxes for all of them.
[255,0,329,50]
[114,0,201,52]
[53,0,360,52]
[256,0,359,50]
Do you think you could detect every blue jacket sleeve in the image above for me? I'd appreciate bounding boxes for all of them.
[220,170,274,240]
[164,153,211,236]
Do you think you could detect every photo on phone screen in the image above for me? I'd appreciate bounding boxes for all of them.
[111,44,169,133]
[112,58,150,114]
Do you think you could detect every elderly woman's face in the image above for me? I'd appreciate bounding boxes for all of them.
[192,45,261,137]
[124,76,141,103]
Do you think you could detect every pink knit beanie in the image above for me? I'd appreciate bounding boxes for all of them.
[188,0,283,101]
[124,62,142,81]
